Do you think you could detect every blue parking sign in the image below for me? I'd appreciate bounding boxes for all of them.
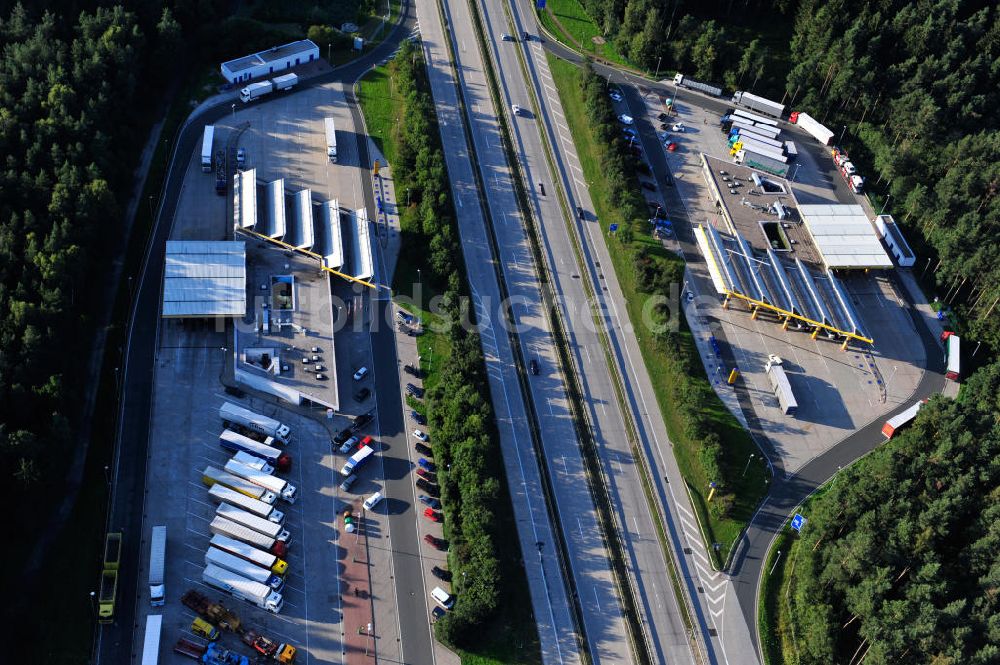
[791,514,806,532]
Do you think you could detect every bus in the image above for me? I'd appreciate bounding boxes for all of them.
[942,331,960,381]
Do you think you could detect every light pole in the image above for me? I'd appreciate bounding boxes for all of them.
[654,55,662,80]
[878,194,892,216]
[838,125,847,145]
[89,591,97,615]
[231,103,236,120]
[103,465,111,486]
[769,550,782,576]
[741,453,755,477]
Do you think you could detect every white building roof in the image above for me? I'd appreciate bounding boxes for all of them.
[162,241,246,317]
[798,204,893,269]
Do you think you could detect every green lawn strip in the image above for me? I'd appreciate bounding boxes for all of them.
[759,529,796,665]
[536,0,629,67]
[547,54,767,567]
[358,63,541,665]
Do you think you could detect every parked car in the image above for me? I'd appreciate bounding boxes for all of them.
[353,387,371,403]
[419,495,442,510]
[406,383,424,398]
[339,474,358,492]
[416,468,435,480]
[334,428,353,444]
[657,112,669,121]
[403,363,420,376]
[431,606,447,621]
[431,566,452,582]
[609,90,623,102]
[315,373,328,380]
[415,442,433,456]
[617,113,634,125]
[424,534,447,550]
[418,458,436,471]
[338,436,359,454]
[396,310,415,325]
[416,478,440,496]
[412,429,429,442]
[353,366,369,381]
[671,122,685,132]
[512,103,521,115]
[424,508,443,523]
[411,410,427,425]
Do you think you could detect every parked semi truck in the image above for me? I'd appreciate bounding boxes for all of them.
[104,532,122,570]
[219,429,291,472]
[792,111,835,145]
[209,484,285,523]
[225,459,297,503]
[220,402,291,443]
[340,445,375,476]
[149,525,167,606]
[201,125,215,172]
[210,516,288,557]
[325,117,337,162]
[232,450,274,475]
[882,400,926,439]
[731,90,785,118]
[98,569,118,622]
[181,588,242,632]
[211,533,288,575]
[765,355,798,415]
[206,547,284,591]
[202,563,284,614]
[217,503,291,543]
[140,614,162,665]
[671,73,723,97]
[203,466,278,504]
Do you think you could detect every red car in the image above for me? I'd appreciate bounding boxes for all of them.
[416,468,435,480]
[360,435,373,448]
[423,534,447,550]
[424,508,443,523]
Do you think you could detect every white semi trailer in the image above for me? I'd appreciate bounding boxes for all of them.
[325,117,338,163]
[201,125,215,172]
[202,466,277,505]
[206,546,284,591]
[148,525,167,606]
[209,516,287,557]
[224,459,297,503]
[219,402,291,443]
[202,563,283,613]
[208,484,285,523]
[216,503,291,543]
[210,533,288,575]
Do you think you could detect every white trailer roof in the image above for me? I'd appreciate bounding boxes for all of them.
[162,241,246,318]
[798,204,893,269]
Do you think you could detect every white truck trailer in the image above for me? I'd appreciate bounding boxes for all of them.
[731,90,786,118]
[208,484,285,523]
[216,503,290,543]
[220,402,291,444]
[209,516,286,556]
[206,547,284,591]
[202,563,283,614]
[148,525,167,606]
[272,72,298,91]
[341,445,375,476]
[232,450,274,475]
[202,465,278,505]
[325,117,337,163]
[201,125,215,173]
[766,358,798,415]
[225,459,298,503]
[218,429,291,471]
[735,150,790,177]
[140,614,162,665]
[671,73,723,97]
[794,111,835,145]
[239,80,273,103]
[210,533,288,575]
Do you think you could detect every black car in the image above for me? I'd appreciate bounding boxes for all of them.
[404,363,422,377]
[660,122,671,131]
[406,383,424,398]
[352,412,374,431]
[411,410,427,425]
[658,112,669,121]
[576,206,585,220]
[333,428,353,444]
[415,442,433,456]
[431,566,452,582]
[416,478,440,496]
[353,387,371,403]
[529,359,539,375]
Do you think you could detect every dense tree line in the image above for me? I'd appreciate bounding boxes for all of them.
[579,62,739,514]
[783,362,1000,664]
[383,39,506,644]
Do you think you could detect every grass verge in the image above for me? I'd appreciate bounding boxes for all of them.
[536,0,629,67]
[358,63,541,665]
[759,529,795,665]
[547,53,768,567]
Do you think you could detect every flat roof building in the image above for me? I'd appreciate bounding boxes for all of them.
[162,241,246,318]
[220,40,319,84]
[798,204,893,270]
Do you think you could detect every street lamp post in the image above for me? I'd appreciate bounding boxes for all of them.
[838,125,847,145]
[89,591,97,615]
[741,453,755,477]
[654,56,662,80]
[231,103,236,120]
[104,465,111,486]
[878,194,892,216]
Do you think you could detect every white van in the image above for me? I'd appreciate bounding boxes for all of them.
[431,586,454,610]
[363,491,384,511]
